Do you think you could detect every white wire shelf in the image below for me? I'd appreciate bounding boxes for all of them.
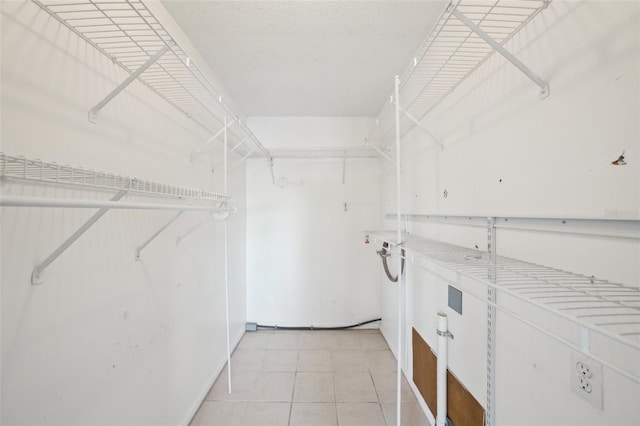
[32,0,269,159]
[365,0,550,146]
[0,153,230,202]
[269,147,383,159]
[370,231,640,381]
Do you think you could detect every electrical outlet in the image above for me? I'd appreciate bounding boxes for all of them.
[570,352,603,410]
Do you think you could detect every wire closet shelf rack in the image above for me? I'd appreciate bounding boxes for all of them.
[31,0,269,159]
[365,0,550,147]
[0,153,229,203]
[370,232,640,383]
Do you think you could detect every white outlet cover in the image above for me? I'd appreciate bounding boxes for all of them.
[570,351,604,410]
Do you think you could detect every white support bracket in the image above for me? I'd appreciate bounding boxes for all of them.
[451,8,550,98]
[229,148,256,172]
[191,121,235,162]
[230,138,248,153]
[398,107,444,149]
[370,144,393,163]
[31,190,128,285]
[176,212,215,246]
[89,43,173,123]
[135,210,184,261]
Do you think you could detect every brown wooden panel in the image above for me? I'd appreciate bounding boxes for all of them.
[412,328,485,426]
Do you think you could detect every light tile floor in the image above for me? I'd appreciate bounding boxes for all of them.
[190,329,429,426]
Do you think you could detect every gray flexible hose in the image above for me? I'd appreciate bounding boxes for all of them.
[378,241,405,283]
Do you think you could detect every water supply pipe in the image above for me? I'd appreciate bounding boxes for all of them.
[437,312,453,426]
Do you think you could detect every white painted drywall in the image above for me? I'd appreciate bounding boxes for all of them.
[0,2,246,425]
[379,1,640,425]
[245,117,383,327]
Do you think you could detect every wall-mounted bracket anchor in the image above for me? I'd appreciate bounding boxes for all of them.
[437,329,455,340]
[89,43,174,123]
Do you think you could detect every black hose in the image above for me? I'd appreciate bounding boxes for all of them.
[256,318,381,331]
[379,241,405,283]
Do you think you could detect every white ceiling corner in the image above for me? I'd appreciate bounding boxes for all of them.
[161,0,448,117]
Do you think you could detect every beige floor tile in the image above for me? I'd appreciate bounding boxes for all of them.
[331,351,368,372]
[231,349,266,371]
[334,372,378,402]
[269,331,303,349]
[263,350,299,371]
[358,334,389,350]
[381,401,429,426]
[289,403,338,426]
[366,350,397,372]
[330,333,362,350]
[190,401,246,426]
[240,402,291,426]
[238,332,272,349]
[300,331,334,350]
[249,372,295,402]
[371,372,416,403]
[293,372,335,403]
[336,402,386,426]
[298,350,333,372]
[206,371,258,401]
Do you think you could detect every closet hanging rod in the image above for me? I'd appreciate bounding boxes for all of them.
[0,196,236,212]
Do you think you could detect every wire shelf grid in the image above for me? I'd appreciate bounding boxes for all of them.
[0,153,230,202]
[32,0,269,158]
[365,0,549,146]
[371,232,640,350]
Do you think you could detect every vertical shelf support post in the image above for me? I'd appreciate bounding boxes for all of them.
[223,115,232,394]
[486,217,497,426]
[31,189,129,285]
[89,43,174,123]
[394,74,404,426]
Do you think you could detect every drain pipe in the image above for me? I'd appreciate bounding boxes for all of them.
[437,312,453,426]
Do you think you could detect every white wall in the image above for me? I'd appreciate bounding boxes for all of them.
[245,117,382,327]
[1,2,246,425]
[379,1,640,425]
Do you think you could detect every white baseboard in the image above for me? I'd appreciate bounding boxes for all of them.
[180,328,245,426]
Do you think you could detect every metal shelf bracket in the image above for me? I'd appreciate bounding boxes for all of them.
[135,210,185,261]
[369,145,393,163]
[399,107,444,149]
[176,213,213,246]
[88,43,174,123]
[31,189,128,285]
[451,8,550,99]
[191,121,235,162]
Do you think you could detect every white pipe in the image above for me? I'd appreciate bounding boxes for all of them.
[394,74,403,426]
[224,115,232,394]
[437,312,449,426]
[0,196,235,212]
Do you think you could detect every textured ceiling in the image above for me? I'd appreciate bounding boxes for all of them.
[161,1,448,117]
